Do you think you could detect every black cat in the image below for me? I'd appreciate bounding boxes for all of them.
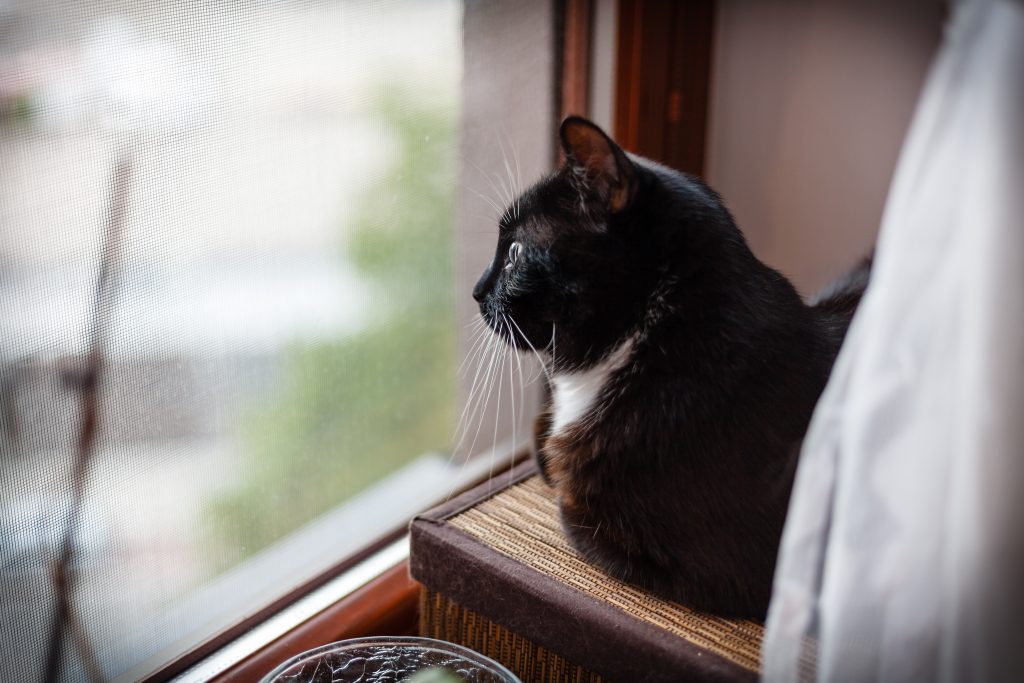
[472,116,869,619]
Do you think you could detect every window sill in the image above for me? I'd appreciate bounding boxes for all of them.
[203,540,416,683]
[145,447,525,682]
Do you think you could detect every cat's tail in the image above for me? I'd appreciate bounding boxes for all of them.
[810,253,873,320]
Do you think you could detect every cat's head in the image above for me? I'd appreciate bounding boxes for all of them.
[472,117,738,372]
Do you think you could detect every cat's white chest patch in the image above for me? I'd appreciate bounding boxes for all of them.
[551,338,635,434]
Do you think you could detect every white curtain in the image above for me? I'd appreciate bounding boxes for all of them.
[762,0,1024,681]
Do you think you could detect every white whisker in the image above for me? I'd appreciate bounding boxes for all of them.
[503,318,518,459]
[487,327,508,494]
[454,323,498,453]
[465,184,504,217]
[550,322,558,373]
[458,321,490,377]
[498,136,518,220]
[505,315,527,457]
[507,314,552,383]
[464,323,505,460]
[506,131,524,220]
[446,323,502,500]
[464,158,512,219]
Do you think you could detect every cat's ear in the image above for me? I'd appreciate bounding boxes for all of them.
[559,116,637,213]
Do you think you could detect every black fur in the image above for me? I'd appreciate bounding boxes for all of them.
[473,117,868,619]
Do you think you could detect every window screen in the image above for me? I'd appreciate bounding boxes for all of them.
[0,1,461,679]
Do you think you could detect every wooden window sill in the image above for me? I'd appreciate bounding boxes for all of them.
[211,557,420,683]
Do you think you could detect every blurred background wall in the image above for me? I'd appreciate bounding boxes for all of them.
[704,0,944,294]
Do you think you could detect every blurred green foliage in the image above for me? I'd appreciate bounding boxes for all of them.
[0,93,35,126]
[207,93,457,568]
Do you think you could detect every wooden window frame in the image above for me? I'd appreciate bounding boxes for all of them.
[615,0,714,175]
[211,560,421,683]
[560,0,593,122]
[151,453,522,683]
[138,529,413,682]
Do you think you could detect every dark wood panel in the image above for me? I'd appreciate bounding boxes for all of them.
[561,0,593,121]
[615,0,715,175]
[665,0,715,174]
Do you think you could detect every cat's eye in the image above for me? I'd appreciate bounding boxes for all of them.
[505,242,522,269]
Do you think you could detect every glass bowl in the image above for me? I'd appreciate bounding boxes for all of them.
[260,636,521,683]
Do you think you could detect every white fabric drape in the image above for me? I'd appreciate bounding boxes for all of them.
[762,0,1024,681]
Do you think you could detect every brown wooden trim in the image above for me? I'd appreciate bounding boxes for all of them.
[560,0,593,122]
[143,451,527,682]
[614,0,643,156]
[211,561,420,683]
[614,0,715,175]
[138,526,410,683]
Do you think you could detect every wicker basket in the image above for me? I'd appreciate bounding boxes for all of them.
[421,588,605,683]
[410,462,806,682]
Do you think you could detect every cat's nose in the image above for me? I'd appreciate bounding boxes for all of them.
[473,268,492,302]
[472,281,486,302]
[473,259,498,302]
